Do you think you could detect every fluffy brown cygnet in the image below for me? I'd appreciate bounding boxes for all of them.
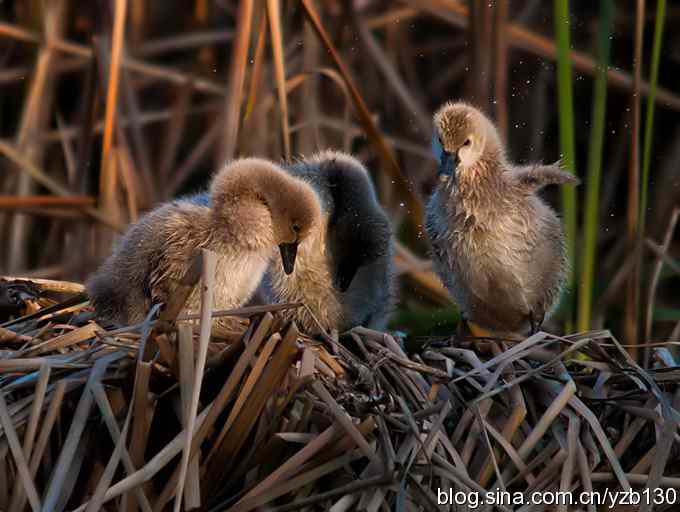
[254,150,395,334]
[426,102,579,337]
[86,158,321,326]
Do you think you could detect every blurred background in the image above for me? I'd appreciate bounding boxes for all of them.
[0,0,678,361]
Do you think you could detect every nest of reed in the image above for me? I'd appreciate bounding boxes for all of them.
[2,265,680,512]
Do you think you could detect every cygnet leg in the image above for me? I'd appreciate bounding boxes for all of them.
[466,320,496,339]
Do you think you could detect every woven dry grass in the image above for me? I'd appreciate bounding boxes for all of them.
[2,264,680,512]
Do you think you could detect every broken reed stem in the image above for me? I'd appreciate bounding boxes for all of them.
[173,249,216,512]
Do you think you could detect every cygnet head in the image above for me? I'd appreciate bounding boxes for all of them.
[432,102,503,181]
[210,158,321,274]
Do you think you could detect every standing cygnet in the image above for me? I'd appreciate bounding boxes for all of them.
[86,158,321,326]
[256,150,395,333]
[426,102,579,338]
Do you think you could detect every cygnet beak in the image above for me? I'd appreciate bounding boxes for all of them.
[334,259,360,293]
[334,271,353,293]
[438,151,459,181]
[279,242,298,275]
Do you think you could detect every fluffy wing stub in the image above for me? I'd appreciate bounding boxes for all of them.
[507,163,580,192]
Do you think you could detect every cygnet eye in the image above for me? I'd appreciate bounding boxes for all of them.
[292,223,301,233]
[463,138,472,147]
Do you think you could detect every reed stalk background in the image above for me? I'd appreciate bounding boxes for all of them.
[1,0,679,350]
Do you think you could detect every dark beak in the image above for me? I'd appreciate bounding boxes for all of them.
[334,259,360,293]
[438,151,459,179]
[334,272,353,293]
[279,242,298,275]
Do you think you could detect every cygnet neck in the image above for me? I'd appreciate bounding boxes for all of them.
[444,149,511,223]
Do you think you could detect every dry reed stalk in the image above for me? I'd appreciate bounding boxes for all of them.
[312,380,383,470]
[205,332,282,465]
[127,360,153,512]
[243,10,268,123]
[40,352,124,509]
[234,423,338,510]
[173,249,216,512]
[85,383,136,512]
[204,323,301,493]
[267,0,291,158]
[177,324,201,509]
[21,322,98,356]
[476,344,526,487]
[0,196,95,208]
[8,380,67,512]
[220,0,255,163]
[466,0,494,110]
[116,144,141,222]
[645,240,680,275]
[1,276,84,294]
[625,0,645,359]
[98,0,128,248]
[6,0,66,273]
[0,392,41,511]
[120,69,155,206]
[73,408,211,512]
[230,449,361,512]
[147,314,271,512]
[91,382,152,512]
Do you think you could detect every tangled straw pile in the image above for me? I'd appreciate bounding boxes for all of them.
[1,270,680,512]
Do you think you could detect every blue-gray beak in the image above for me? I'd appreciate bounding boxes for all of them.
[439,151,459,179]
